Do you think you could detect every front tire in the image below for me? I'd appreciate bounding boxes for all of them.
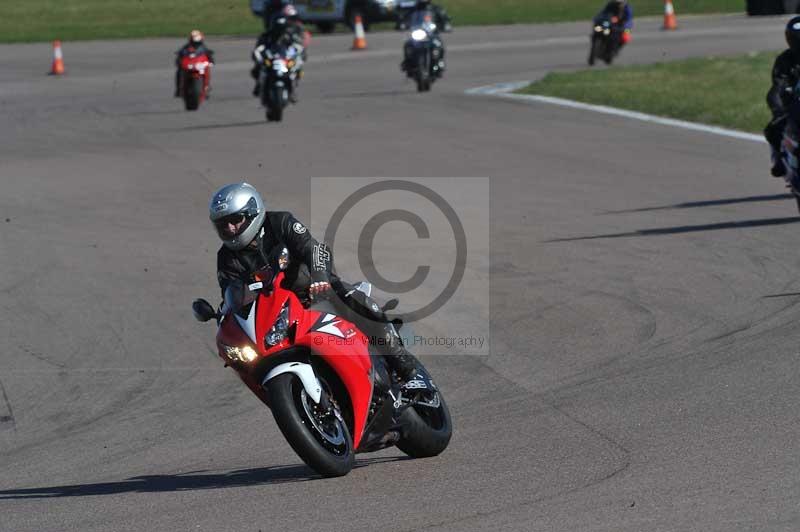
[184,77,201,110]
[396,361,452,458]
[588,36,598,66]
[267,373,355,477]
[416,53,430,93]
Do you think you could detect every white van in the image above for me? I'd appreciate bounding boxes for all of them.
[250,0,416,34]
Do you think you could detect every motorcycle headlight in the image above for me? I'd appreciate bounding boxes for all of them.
[222,344,259,363]
[603,29,610,35]
[411,29,428,41]
[265,303,290,347]
[594,25,603,32]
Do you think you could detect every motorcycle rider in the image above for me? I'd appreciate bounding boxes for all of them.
[399,0,452,74]
[209,182,418,382]
[251,3,306,102]
[174,30,215,98]
[764,16,800,177]
[595,0,633,48]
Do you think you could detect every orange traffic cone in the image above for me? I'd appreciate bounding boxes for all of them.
[351,14,367,50]
[663,0,678,31]
[50,40,65,75]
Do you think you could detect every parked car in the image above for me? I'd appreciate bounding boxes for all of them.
[250,0,416,33]
[746,0,800,15]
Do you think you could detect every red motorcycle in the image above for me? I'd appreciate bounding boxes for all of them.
[179,51,211,111]
[192,249,452,477]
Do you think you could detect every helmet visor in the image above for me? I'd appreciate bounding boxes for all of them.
[214,212,253,240]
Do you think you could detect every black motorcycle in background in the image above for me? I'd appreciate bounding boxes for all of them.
[779,85,800,212]
[588,14,621,66]
[257,42,304,122]
[402,11,446,92]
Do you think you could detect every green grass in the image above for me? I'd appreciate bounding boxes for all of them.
[440,0,740,26]
[0,0,742,43]
[519,51,775,133]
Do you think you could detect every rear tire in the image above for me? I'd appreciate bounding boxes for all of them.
[267,373,355,477]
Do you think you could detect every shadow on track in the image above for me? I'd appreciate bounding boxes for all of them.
[546,216,800,242]
[600,194,794,215]
[162,120,267,132]
[322,90,406,99]
[762,292,800,298]
[0,456,408,499]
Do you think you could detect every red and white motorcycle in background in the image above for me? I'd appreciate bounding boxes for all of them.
[192,248,452,477]
[178,51,211,111]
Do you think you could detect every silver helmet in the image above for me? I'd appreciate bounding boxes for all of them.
[209,183,266,251]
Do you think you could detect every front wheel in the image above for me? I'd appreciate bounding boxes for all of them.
[588,35,598,66]
[416,53,430,92]
[266,83,285,122]
[267,373,354,477]
[396,360,452,458]
[184,77,201,111]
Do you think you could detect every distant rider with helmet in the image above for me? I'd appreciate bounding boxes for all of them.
[399,0,452,74]
[764,16,800,177]
[594,0,633,48]
[209,182,419,383]
[174,30,215,97]
[251,2,307,101]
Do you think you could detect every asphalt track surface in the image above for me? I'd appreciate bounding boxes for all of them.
[2,14,799,532]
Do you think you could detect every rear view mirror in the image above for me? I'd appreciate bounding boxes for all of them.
[192,298,218,323]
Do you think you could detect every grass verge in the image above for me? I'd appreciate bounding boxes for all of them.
[441,0,741,27]
[1,0,742,43]
[518,51,776,133]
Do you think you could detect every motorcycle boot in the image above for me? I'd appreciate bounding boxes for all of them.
[772,149,787,178]
[379,323,418,383]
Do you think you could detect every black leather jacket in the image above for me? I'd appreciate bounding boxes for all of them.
[176,42,215,65]
[768,49,800,115]
[217,211,332,299]
[403,3,452,32]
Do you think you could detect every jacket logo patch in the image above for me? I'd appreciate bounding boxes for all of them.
[293,222,307,234]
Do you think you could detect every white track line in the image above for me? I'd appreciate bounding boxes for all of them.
[467,81,766,144]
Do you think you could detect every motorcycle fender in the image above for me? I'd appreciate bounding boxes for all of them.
[263,362,322,403]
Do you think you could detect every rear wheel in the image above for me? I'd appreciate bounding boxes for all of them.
[267,373,355,477]
[396,360,452,458]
